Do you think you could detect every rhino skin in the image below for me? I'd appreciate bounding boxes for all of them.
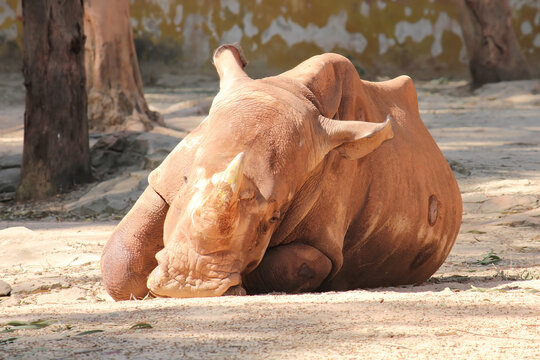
[101,44,462,300]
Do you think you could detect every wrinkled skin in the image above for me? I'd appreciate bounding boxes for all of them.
[101,44,462,300]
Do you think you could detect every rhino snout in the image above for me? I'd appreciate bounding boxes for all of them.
[146,251,243,298]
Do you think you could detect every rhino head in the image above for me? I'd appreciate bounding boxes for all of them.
[146,45,393,298]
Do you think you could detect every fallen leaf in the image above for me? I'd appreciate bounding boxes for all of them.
[476,250,502,265]
[0,337,17,345]
[130,322,153,330]
[76,330,104,336]
[468,230,486,234]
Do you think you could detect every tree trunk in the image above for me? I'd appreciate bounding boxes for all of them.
[17,0,91,201]
[84,0,162,132]
[457,0,531,86]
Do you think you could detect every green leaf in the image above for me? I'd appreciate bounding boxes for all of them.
[76,330,104,336]
[468,230,486,234]
[1,320,52,333]
[130,323,152,330]
[29,320,52,328]
[476,250,502,265]
[5,325,41,330]
[5,321,27,327]
[0,337,17,345]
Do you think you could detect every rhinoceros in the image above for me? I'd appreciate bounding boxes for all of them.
[101,44,462,300]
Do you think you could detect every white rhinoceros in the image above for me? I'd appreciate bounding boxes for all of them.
[101,44,462,300]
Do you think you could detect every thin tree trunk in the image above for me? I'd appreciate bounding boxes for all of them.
[457,0,531,86]
[17,0,91,201]
[84,0,162,132]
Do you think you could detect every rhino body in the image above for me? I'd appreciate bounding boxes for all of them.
[101,45,462,300]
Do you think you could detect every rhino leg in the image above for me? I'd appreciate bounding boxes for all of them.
[243,243,332,294]
[101,186,168,301]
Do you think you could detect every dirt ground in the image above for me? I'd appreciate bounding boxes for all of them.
[0,74,539,359]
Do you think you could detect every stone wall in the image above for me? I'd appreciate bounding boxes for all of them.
[1,0,539,79]
[0,0,20,71]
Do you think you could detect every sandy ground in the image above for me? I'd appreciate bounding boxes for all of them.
[0,75,539,359]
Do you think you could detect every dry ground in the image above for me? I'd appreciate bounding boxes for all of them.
[0,76,539,359]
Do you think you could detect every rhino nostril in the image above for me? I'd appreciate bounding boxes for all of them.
[244,260,259,273]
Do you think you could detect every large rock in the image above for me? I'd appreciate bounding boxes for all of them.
[162,97,212,119]
[90,132,148,179]
[136,131,181,168]
[0,153,22,169]
[165,115,206,133]
[0,279,11,296]
[447,159,471,176]
[144,150,171,170]
[0,166,20,201]
[0,227,43,267]
[0,153,22,197]
[90,131,181,179]
[65,170,150,217]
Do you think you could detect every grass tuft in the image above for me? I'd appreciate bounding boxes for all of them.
[476,250,502,265]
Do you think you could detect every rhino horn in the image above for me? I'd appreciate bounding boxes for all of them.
[216,152,245,198]
[192,153,246,232]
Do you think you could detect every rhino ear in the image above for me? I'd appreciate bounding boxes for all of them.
[318,115,394,160]
[213,43,250,90]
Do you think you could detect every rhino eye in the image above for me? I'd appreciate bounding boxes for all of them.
[269,211,280,223]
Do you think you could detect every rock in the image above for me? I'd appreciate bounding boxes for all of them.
[162,97,213,118]
[90,131,180,179]
[447,159,471,176]
[0,153,22,169]
[68,129,183,217]
[0,227,44,267]
[0,226,39,240]
[90,131,146,179]
[165,115,206,132]
[0,279,11,296]
[65,170,149,217]
[0,192,15,202]
[136,131,180,156]
[12,277,70,295]
[144,150,170,170]
[0,167,20,193]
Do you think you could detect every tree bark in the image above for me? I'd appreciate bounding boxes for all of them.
[17,0,91,201]
[84,0,162,132]
[457,0,531,86]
